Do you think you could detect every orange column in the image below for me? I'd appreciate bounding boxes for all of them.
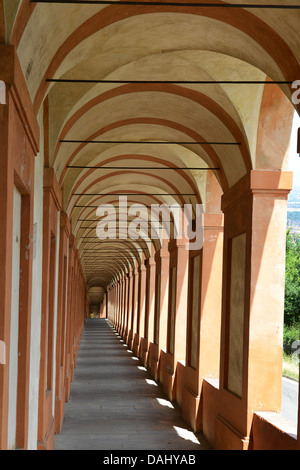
[119,277,124,333]
[128,263,139,351]
[134,261,147,358]
[54,212,70,434]
[111,285,116,325]
[108,287,113,323]
[3,98,35,448]
[113,282,118,328]
[73,264,84,367]
[64,235,75,402]
[214,170,293,450]
[115,283,119,326]
[182,213,224,431]
[0,45,39,450]
[70,254,78,382]
[140,255,156,367]
[120,276,126,333]
[148,247,170,381]
[161,238,189,402]
[125,270,133,345]
[0,90,12,451]
[37,168,62,450]
[116,282,119,327]
[118,279,123,331]
[72,256,85,372]
[101,293,105,318]
[121,273,129,338]
[111,284,115,324]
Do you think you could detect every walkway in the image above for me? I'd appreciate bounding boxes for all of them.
[54,318,211,451]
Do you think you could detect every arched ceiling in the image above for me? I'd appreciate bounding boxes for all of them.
[2,0,298,295]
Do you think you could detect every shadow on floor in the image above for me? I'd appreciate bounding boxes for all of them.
[54,318,211,451]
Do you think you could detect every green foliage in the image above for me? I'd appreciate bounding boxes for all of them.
[283,323,300,354]
[284,229,300,325]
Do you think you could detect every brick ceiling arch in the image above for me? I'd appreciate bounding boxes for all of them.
[5,0,298,288]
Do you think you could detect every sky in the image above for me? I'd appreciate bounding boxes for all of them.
[288,111,300,189]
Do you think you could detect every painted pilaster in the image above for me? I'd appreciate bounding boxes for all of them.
[216,170,293,450]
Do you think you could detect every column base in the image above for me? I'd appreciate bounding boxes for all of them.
[139,337,149,365]
[127,330,134,351]
[55,367,65,434]
[37,417,55,450]
[148,342,160,381]
[123,327,130,346]
[132,333,140,357]
[160,351,176,402]
[182,385,201,432]
[54,396,65,435]
[215,414,252,450]
[64,373,71,402]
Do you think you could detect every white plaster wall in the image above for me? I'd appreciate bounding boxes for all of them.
[27,120,44,450]
[7,185,21,450]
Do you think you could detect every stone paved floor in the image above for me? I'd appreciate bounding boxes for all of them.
[54,318,211,451]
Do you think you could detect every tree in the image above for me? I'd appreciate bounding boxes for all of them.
[284,229,300,325]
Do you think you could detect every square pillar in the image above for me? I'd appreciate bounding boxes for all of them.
[64,235,75,402]
[148,247,170,381]
[54,212,70,435]
[116,279,122,332]
[182,213,224,432]
[0,45,38,450]
[216,170,293,450]
[133,261,146,358]
[161,238,189,402]
[124,271,133,344]
[140,255,156,367]
[122,275,128,334]
[37,168,62,450]
[128,263,139,351]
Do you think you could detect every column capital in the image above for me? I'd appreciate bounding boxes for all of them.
[155,248,169,262]
[60,212,71,237]
[221,170,293,212]
[138,264,147,275]
[44,168,62,211]
[203,213,224,230]
[144,257,156,268]
[69,234,75,249]
[168,237,189,253]
[0,45,39,154]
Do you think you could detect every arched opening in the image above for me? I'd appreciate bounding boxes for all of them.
[1,0,300,451]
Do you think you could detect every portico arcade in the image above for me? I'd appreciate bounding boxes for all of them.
[0,0,299,450]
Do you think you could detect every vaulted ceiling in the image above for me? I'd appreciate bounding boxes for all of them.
[1,0,298,306]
